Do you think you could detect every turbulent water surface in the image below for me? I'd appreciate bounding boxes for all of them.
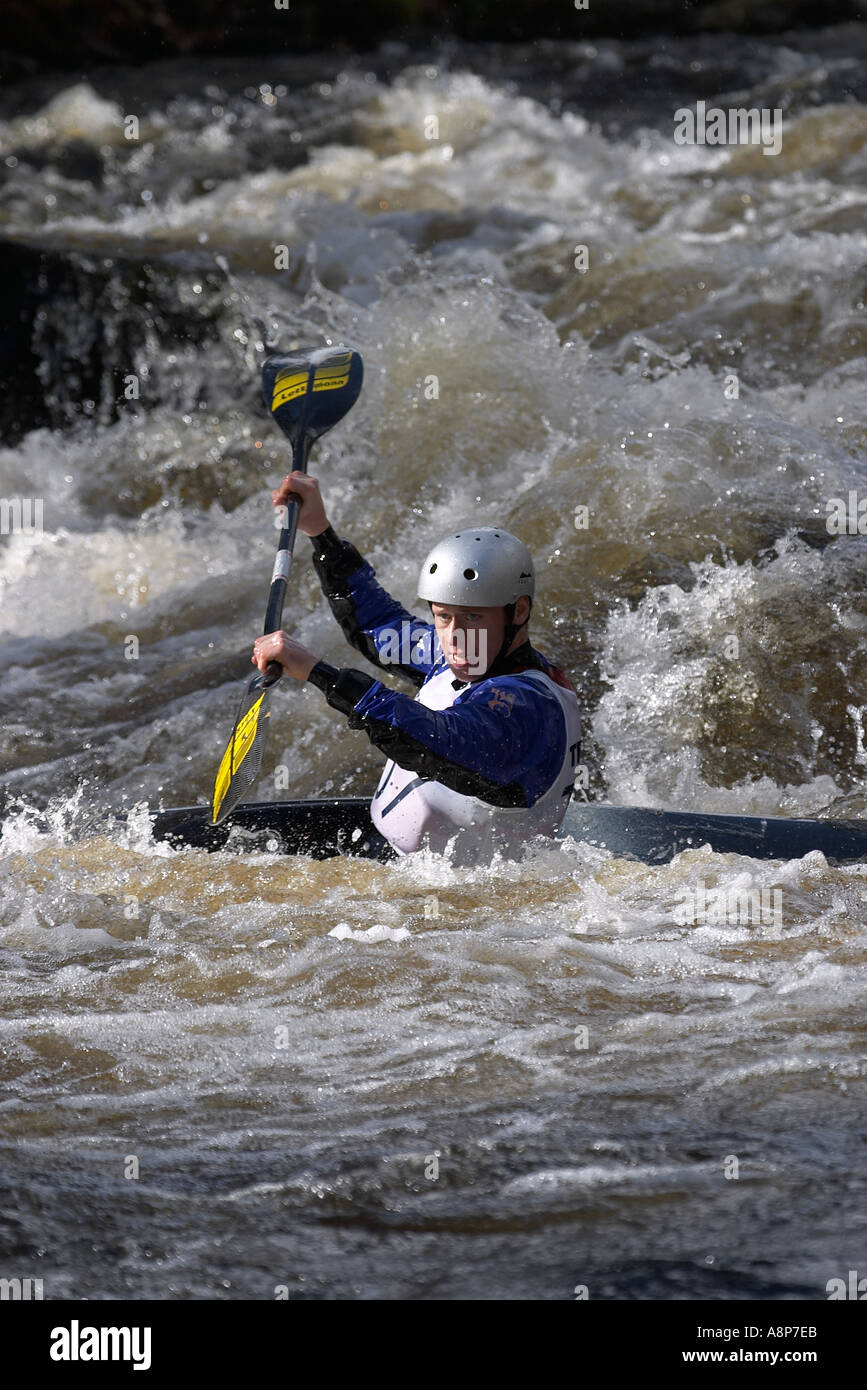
[1,27,867,1299]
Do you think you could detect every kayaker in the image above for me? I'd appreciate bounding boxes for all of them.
[252,471,582,862]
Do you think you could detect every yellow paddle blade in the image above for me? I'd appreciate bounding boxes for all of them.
[211,688,270,824]
[269,351,353,413]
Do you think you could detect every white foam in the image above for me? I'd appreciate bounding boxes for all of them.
[328,922,411,943]
[0,83,125,152]
[502,1162,714,1197]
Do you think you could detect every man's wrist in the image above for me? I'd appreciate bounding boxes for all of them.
[307,658,340,694]
[306,661,378,716]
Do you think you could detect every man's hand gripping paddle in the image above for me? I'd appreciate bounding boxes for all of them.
[211,346,364,824]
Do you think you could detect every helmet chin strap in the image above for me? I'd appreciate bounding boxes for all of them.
[499,601,520,654]
[485,599,531,677]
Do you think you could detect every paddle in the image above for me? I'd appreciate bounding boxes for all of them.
[211,346,364,824]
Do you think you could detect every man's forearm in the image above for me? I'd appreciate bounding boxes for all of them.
[309,527,427,687]
[309,527,387,666]
[305,661,528,808]
[309,525,366,583]
[307,658,378,715]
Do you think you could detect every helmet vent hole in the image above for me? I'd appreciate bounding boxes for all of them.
[429,563,438,574]
[463,568,477,581]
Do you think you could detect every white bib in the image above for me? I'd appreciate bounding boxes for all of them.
[370,664,581,863]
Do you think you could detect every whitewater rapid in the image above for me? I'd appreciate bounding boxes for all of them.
[1,27,866,1297]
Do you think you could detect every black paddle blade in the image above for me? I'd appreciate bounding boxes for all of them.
[211,678,272,824]
[262,346,363,445]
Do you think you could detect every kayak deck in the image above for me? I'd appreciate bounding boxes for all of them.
[563,803,867,865]
[151,798,394,860]
[149,799,867,865]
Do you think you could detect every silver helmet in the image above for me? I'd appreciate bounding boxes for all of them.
[417,527,536,607]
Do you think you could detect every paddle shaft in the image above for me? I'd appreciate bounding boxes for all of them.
[261,430,312,688]
[211,346,363,824]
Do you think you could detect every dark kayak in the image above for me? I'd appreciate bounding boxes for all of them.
[149,798,867,865]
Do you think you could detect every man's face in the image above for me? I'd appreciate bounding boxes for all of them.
[430,603,505,680]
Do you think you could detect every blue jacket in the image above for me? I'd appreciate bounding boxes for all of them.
[306,527,581,809]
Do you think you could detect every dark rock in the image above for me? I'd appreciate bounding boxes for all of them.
[1,0,864,71]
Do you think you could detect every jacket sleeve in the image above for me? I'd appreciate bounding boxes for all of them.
[309,526,435,688]
[308,662,568,808]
